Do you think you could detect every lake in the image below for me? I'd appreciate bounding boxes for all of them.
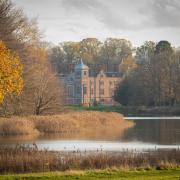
[0,117,180,151]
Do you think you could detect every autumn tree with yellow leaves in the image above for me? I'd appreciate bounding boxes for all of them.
[0,0,65,116]
[0,41,23,103]
[0,41,23,104]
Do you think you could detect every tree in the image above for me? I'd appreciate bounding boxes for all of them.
[155,41,173,54]
[32,64,64,115]
[0,0,40,51]
[135,41,155,64]
[0,0,64,116]
[22,46,64,115]
[48,45,66,74]
[80,38,102,64]
[119,55,136,74]
[101,38,132,64]
[62,41,80,64]
[114,69,149,106]
[115,40,180,107]
[114,77,130,106]
[0,41,23,104]
[153,41,174,105]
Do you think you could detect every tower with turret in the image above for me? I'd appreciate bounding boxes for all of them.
[74,59,89,104]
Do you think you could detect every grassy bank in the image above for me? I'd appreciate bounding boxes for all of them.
[64,105,127,114]
[0,111,133,137]
[1,168,180,180]
[65,105,180,116]
[0,145,180,174]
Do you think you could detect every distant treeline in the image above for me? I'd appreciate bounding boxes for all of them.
[114,41,180,107]
[47,38,135,74]
[51,63,122,74]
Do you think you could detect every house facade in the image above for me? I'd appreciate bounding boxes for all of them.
[63,60,122,105]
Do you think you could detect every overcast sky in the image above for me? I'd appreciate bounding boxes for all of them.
[12,0,180,47]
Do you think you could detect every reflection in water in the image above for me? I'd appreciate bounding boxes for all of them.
[0,118,180,151]
[0,127,129,144]
[122,119,180,145]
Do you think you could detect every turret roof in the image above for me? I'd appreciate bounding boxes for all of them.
[75,59,89,70]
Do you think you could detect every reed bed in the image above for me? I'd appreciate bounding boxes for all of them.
[0,145,179,174]
[0,117,39,136]
[0,111,133,137]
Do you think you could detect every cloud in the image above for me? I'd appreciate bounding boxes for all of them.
[61,0,138,30]
[140,0,180,28]
[11,0,180,46]
[152,0,180,27]
[61,0,100,12]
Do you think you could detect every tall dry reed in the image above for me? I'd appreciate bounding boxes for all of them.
[0,145,179,173]
[0,111,133,137]
[0,117,39,136]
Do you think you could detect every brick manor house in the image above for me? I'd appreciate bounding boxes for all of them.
[62,60,123,105]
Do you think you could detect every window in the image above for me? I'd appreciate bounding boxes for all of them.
[109,89,114,96]
[83,71,88,77]
[90,81,94,89]
[99,80,104,95]
[100,81,104,89]
[76,86,81,94]
[83,85,87,95]
[100,81,104,85]
[90,88,94,94]
[114,81,118,86]
[68,86,73,97]
[109,81,113,87]
[100,89,104,95]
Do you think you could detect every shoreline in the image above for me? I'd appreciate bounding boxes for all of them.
[65,105,180,116]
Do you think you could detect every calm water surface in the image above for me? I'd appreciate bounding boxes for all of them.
[0,118,180,151]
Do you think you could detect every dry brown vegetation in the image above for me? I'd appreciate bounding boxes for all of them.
[0,145,179,173]
[0,117,39,136]
[0,111,133,139]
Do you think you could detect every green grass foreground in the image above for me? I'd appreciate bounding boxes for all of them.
[1,169,180,180]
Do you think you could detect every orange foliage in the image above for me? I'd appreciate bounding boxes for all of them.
[0,41,23,103]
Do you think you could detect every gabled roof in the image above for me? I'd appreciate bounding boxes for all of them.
[97,70,106,77]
